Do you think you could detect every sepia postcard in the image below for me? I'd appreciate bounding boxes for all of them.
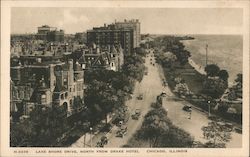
[1,0,249,157]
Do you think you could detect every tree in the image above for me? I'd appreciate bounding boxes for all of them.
[156,51,177,68]
[160,125,194,147]
[205,64,220,77]
[128,107,194,148]
[134,47,147,57]
[139,108,171,147]
[10,105,70,147]
[122,55,146,82]
[235,73,242,84]
[201,121,231,148]
[218,70,229,82]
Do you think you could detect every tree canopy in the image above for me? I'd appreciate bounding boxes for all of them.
[205,64,220,77]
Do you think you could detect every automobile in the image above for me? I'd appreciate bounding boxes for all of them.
[116,126,128,138]
[161,91,167,97]
[96,141,104,147]
[137,94,143,100]
[131,109,141,120]
[183,105,192,112]
[100,136,108,145]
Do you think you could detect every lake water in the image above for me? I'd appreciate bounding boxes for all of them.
[181,35,243,84]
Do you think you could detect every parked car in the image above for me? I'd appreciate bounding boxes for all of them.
[96,141,104,147]
[137,94,143,100]
[116,126,128,138]
[183,105,192,112]
[161,91,167,97]
[131,109,141,120]
[101,136,108,145]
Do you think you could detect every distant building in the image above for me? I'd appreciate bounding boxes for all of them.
[115,19,141,48]
[36,25,64,42]
[75,32,86,44]
[87,24,133,55]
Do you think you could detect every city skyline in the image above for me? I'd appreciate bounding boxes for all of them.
[11,8,243,35]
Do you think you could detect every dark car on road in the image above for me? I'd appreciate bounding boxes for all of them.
[131,109,141,120]
[183,105,192,112]
[137,94,143,100]
[116,126,128,138]
[96,136,108,147]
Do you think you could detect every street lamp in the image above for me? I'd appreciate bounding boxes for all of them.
[208,100,211,117]
[90,127,93,147]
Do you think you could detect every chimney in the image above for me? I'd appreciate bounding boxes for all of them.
[96,46,100,54]
[104,23,106,27]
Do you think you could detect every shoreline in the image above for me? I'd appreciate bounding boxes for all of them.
[188,56,234,87]
[181,36,241,87]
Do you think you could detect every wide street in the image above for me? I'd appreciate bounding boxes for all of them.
[71,49,163,148]
[156,54,242,148]
[72,49,242,148]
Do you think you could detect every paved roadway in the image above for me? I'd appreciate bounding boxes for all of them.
[157,55,242,148]
[71,50,163,148]
[72,49,242,148]
[104,50,164,147]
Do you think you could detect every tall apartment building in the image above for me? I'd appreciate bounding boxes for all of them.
[87,19,141,55]
[115,19,141,48]
[87,24,133,54]
[36,25,64,42]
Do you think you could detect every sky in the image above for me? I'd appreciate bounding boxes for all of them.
[11,8,243,35]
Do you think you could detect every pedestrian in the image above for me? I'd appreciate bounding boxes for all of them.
[188,108,192,119]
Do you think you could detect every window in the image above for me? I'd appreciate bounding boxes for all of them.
[63,78,67,85]
[41,94,46,99]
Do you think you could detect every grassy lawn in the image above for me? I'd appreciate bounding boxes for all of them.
[163,62,205,95]
[180,70,204,94]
